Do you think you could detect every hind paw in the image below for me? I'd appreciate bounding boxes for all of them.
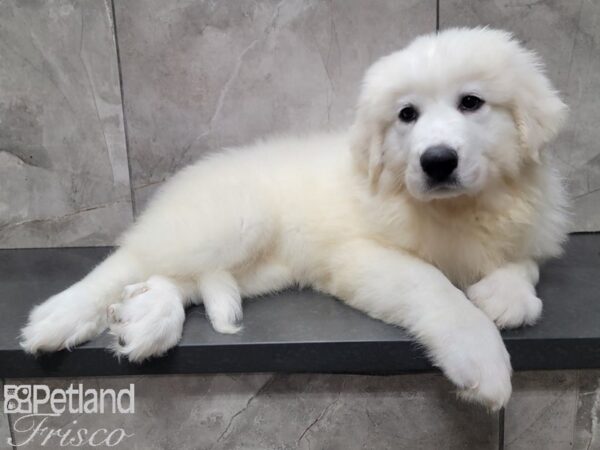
[108,276,185,362]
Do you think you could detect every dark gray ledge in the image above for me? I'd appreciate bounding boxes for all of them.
[0,233,599,378]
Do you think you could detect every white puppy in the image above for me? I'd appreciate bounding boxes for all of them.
[21,28,569,410]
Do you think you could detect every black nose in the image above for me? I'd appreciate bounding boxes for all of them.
[420,146,458,182]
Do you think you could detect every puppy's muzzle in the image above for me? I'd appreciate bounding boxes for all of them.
[420,145,458,184]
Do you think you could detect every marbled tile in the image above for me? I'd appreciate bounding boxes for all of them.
[210,373,498,450]
[114,0,436,210]
[504,371,579,450]
[6,373,498,449]
[0,380,12,450]
[440,0,600,231]
[5,375,274,450]
[574,370,600,450]
[0,0,133,248]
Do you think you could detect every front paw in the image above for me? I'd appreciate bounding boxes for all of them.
[107,276,185,363]
[436,312,513,410]
[467,270,542,329]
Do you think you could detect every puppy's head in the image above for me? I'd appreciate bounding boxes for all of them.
[351,27,567,200]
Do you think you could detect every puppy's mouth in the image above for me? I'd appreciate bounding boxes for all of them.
[423,178,465,199]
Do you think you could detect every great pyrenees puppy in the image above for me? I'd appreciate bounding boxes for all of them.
[21,28,569,409]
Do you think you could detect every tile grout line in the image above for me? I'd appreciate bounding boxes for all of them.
[498,406,505,450]
[6,414,15,450]
[570,370,581,449]
[2,378,16,450]
[110,0,138,219]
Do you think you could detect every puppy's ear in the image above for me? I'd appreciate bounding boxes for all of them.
[350,111,386,192]
[512,54,567,162]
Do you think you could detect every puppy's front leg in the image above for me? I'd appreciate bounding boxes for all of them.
[467,260,542,329]
[324,240,512,410]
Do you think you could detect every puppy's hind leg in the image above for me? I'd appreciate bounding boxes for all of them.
[197,271,243,334]
[107,271,243,362]
[107,276,196,362]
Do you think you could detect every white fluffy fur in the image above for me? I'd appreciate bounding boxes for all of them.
[20,28,569,410]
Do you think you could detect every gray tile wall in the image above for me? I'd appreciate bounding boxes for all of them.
[504,370,600,450]
[2,371,599,449]
[506,371,580,450]
[114,0,436,209]
[0,0,133,248]
[2,0,597,247]
[4,373,499,450]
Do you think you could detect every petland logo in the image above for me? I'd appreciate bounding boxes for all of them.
[4,384,135,447]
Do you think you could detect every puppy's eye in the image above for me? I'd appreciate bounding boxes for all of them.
[458,95,485,112]
[399,105,419,123]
